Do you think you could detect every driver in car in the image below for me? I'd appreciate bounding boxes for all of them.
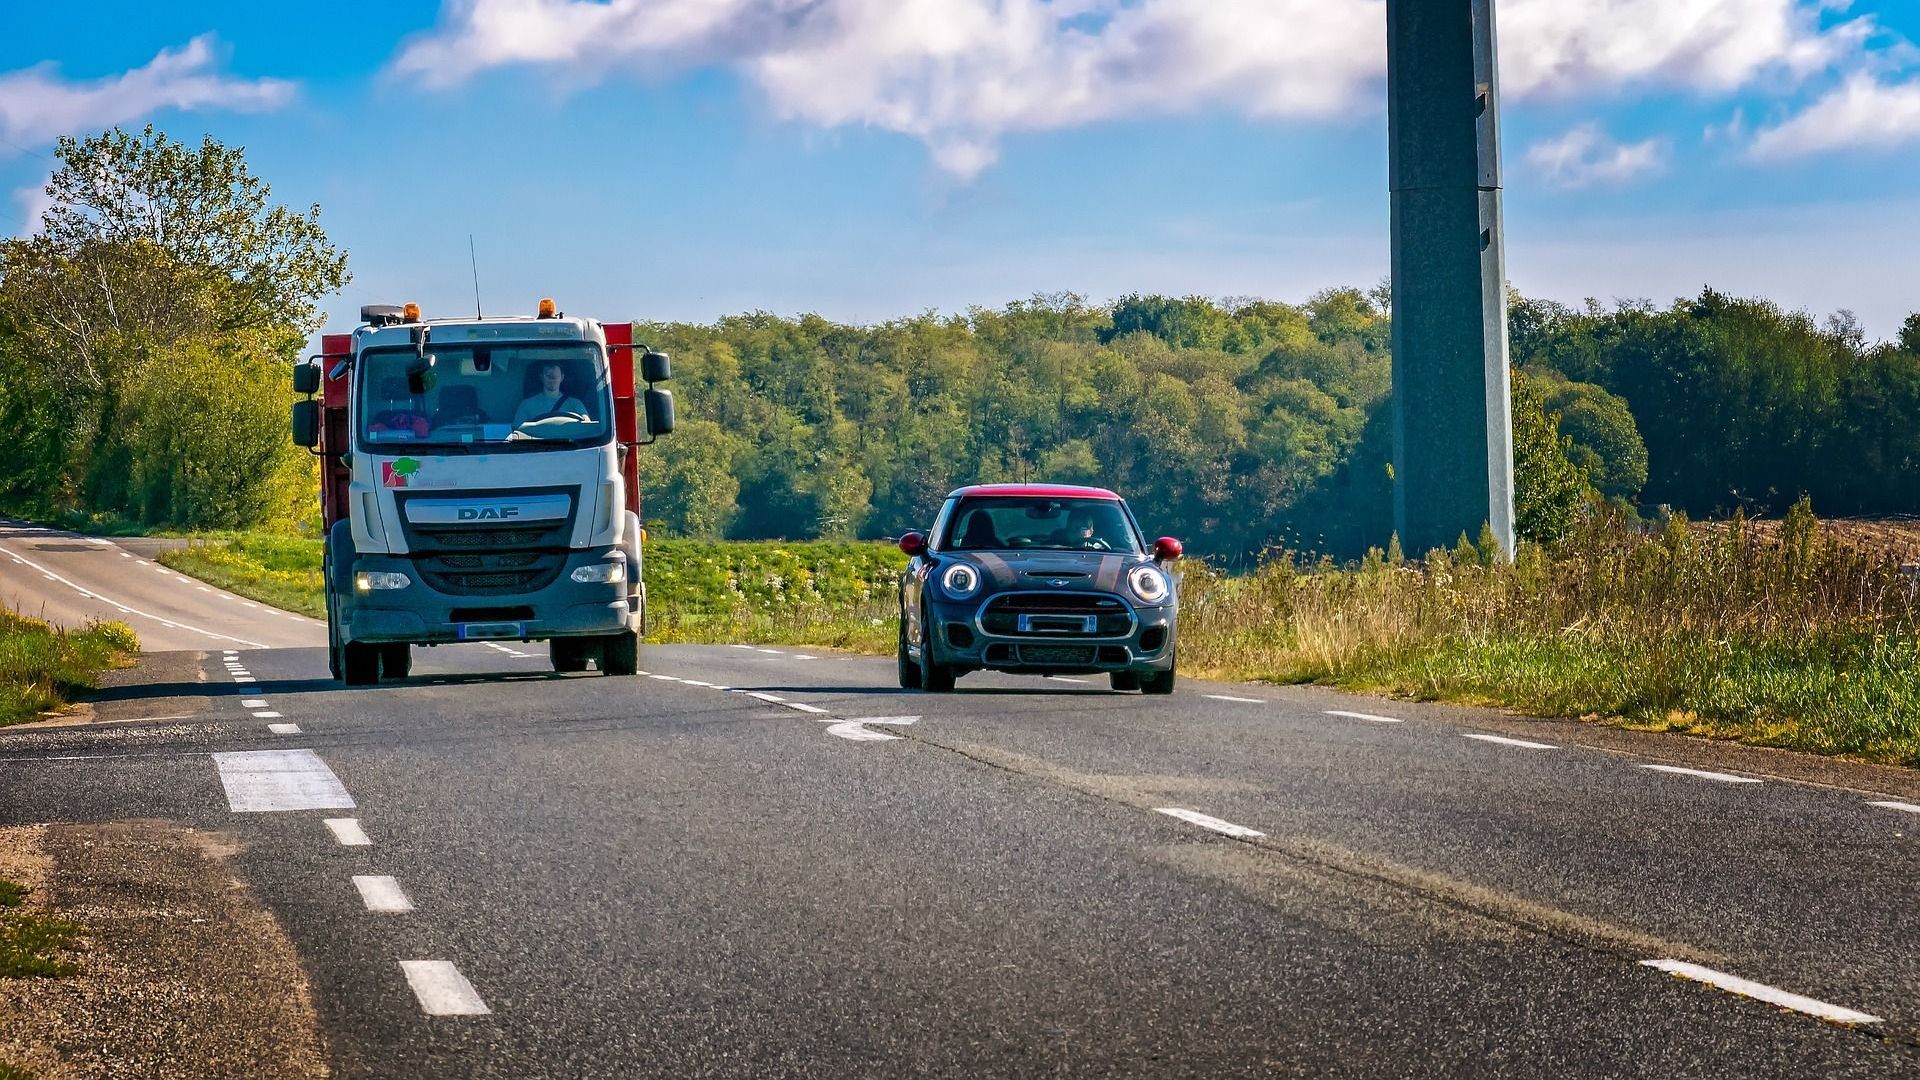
[1054,507,1112,551]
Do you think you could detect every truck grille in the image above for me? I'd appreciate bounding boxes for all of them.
[418,552,565,595]
[982,592,1132,637]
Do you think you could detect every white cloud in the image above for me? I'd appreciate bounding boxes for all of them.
[0,35,295,150]
[1526,123,1670,188]
[1748,71,1920,159]
[9,175,56,235]
[391,0,1879,176]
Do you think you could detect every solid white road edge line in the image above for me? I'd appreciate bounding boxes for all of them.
[1639,764,1761,784]
[1640,960,1883,1024]
[353,875,415,914]
[324,818,371,846]
[399,960,490,1016]
[1325,710,1404,723]
[1866,800,1920,815]
[1461,733,1558,750]
[1155,808,1267,839]
[0,543,271,648]
[1205,695,1265,704]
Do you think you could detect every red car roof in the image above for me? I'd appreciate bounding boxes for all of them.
[949,484,1122,500]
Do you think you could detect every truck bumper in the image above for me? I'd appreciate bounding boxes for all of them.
[337,548,638,645]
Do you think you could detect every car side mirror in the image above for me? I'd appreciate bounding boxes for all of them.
[292,362,320,395]
[899,532,927,557]
[1153,536,1183,563]
[641,350,672,383]
[644,387,675,437]
[291,400,319,448]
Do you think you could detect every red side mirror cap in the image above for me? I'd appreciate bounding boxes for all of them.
[899,532,927,557]
[1153,537,1183,562]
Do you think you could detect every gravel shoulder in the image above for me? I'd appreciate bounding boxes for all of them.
[0,820,328,1078]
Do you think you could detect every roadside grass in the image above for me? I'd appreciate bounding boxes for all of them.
[0,878,82,980]
[0,1062,33,1079]
[0,611,138,727]
[157,534,325,619]
[157,504,1920,767]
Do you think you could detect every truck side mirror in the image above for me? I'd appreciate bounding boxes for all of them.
[293,362,320,395]
[641,350,672,383]
[644,388,675,437]
[292,400,319,448]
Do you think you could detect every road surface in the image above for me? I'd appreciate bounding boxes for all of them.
[2,517,1916,1077]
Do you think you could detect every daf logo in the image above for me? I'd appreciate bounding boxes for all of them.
[458,506,522,521]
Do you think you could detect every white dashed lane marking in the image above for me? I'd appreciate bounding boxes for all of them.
[240,699,269,708]
[1155,808,1266,839]
[1638,764,1761,785]
[325,818,371,847]
[353,875,415,914]
[1326,710,1404,724]
[1205,695,1265,704]
[1461,733,1558,750]
[267,723,300,735]
[1640,960,1883,1024]
[400,961,490,1016]
[211,749,354,813]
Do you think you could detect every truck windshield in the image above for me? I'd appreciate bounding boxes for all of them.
[940,497,1142,554]
[357,342,613,451]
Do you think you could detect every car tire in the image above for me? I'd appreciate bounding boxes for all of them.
[917,606,956,692]
[379,643,411,680]
[550,639,589,673]
[602,630,640,676]
[1109,671,1141,692]
[341,641,380,686]
[1139,664,1176,696]
[896,612,922,689]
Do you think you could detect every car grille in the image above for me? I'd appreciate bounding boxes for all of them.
[1016,644,1098,666]
[982,592,1132,637]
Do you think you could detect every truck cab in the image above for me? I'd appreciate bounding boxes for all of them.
[293,300,673,684]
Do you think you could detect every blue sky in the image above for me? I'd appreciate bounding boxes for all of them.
[4,0,1920,340]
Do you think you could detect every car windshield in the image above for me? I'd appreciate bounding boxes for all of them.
[357,342,612,450]
[941,497,1141,554]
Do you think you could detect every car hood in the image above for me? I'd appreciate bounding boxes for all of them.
[942,550,1150,596]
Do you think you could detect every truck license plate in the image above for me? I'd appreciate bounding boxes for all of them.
[458,622,525,641]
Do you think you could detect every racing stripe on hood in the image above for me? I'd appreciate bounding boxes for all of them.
[970,552,1019,589]
[1094,557,1125,593]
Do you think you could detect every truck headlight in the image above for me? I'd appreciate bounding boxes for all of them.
[571,561,627,584]
[355,571,411,592]
[1127,565,1169,604]
[940,562,981,599]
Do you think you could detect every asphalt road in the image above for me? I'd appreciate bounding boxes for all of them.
[2,517,1917,1077]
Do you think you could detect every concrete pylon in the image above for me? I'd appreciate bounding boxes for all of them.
[1387,0,1516,557]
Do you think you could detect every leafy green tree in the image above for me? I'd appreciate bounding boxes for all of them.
[1511,370,1592,544]
[1529,369,1648,500]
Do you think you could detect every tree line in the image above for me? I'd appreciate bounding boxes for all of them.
[3,126,1914,560]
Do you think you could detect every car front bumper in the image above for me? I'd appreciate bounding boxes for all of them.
[923,597,1175,675]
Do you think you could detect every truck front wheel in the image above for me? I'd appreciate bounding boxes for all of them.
[602,630,639,676]
[341,641,380,686]
[550,639,590,673]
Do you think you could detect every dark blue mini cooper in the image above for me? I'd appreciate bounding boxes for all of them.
[896,485,1183,694]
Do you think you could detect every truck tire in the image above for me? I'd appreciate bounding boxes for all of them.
[550,639,589,673]
[325,597,343,681]
[602,630,639,676]
[379,644,411,680]
[341,641,380,686]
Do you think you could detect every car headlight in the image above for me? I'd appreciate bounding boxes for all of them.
[1127,565,1169,604]
[571,560,627,584]
[940,562,981,599]
[355,571,411,592]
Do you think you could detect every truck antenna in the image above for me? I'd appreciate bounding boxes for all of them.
[468,234,483,319]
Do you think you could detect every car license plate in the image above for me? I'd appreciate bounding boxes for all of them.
[1018,614,1097,634]
[458,621,524,641]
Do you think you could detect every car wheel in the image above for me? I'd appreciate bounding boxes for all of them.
[896,611,922,689]
[1109,671,1141,692]
[1139,662,1176,696]
[918,606,956,693]
[602,630,640,676]
[341,641,380,686]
